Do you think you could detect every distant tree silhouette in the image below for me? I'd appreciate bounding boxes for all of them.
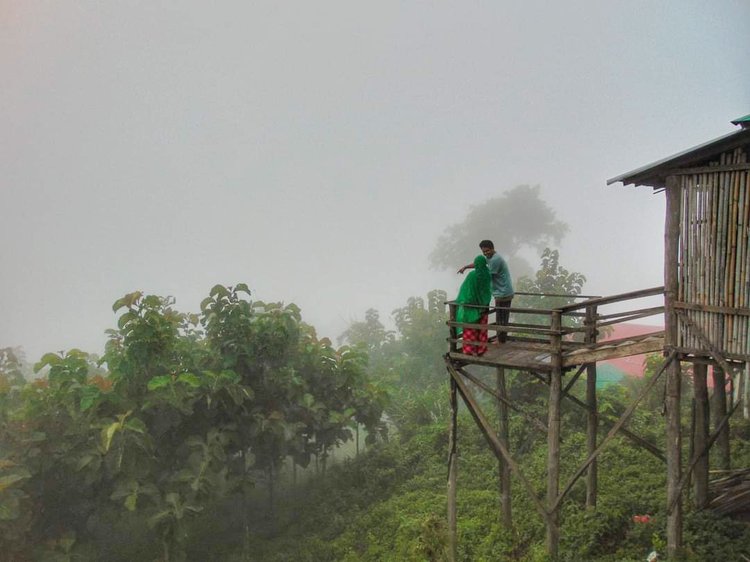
[429,185,568,279]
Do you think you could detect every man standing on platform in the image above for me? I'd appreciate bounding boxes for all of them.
[458,240,514,343]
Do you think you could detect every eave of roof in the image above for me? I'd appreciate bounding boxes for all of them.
[607,127,750,189]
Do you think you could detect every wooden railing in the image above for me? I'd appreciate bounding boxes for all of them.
[446,286,665,357]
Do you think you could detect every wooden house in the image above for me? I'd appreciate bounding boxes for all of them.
[443,115,750,560]
[608,114,750,557]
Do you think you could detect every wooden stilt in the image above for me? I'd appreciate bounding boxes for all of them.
[665,357,683,558]
[447,361,548,520]
[546,311,562,558]
[665,175,683,559]
[448,377,458,562]
[693,363,709,509]
[496,366,512,527]
[546,366,561,558]
[712,367,731,470]
[585,362,598,509]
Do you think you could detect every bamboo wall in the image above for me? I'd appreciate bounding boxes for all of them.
[677,146,750,359]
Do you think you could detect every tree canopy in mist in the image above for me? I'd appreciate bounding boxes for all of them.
[428,185,569,278]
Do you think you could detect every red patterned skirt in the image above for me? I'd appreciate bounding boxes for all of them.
[462,313,488,356]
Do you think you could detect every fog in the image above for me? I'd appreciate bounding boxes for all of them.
[1,1,748,361]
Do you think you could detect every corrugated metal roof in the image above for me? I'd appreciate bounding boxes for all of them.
[607,127,750,189]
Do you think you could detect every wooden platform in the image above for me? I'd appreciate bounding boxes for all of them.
[448,331,665,372]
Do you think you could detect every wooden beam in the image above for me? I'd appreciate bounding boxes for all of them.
[672,347,750,363]
[693,363,709,509]
[445,359,549,522]
[496,366,512,527]
[676,310,743,377]
[586,362,598,509]
[563,363,587,394]
[666,163,750,175]
[448,303,458,354]
[447,377,457,562]
[674,301,750,317]
[597,306,665,321]
[558,286,664,313]
[669,399,740,513]
[665,175,683,558]
[712,368,731,470]
[596,309,665,327]
[546,311,562,558]
[457,367,548,432]
[550,352,676,513]
[527,369,666,462]
[448,321,558,336]
[562,337,664,367]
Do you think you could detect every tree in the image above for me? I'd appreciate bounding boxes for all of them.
[0,284,389,560]
[337,309,395,355]
[429,185,568,279]
[514,248,586,312]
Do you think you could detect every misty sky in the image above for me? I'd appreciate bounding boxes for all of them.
[2,1,748,361]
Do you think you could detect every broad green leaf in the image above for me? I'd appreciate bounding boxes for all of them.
[219,370,241,383]
[177,373,202,388]
[34,352,62,372]
[112,291,142,312]
[147,375,172,391]
[209,285,230,299]
[124,417,147,434]
[234,283,251,296]
[117,311,136,330]
[79,386,101,412]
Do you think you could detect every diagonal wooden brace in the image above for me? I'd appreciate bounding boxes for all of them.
[676,310,740,378]
[445,358,550,523]
[527,369,666,462]
[457,366,548,433]
[550,351,677,513]
[668,399,741,514]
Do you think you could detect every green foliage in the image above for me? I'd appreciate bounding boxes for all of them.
[515,248,587,333]
[0,284,388,560]
[4,260,749,561]
[516,248,586,305]
[340,290,448,393]
[683,510,750,560]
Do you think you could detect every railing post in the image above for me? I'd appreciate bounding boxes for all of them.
[448,302,458,353]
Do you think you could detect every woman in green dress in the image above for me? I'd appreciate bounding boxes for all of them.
[455,254,492,356]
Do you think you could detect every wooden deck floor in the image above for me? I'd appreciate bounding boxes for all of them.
[448,331,665,372]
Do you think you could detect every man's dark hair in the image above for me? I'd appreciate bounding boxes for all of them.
[479,239,494,249]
